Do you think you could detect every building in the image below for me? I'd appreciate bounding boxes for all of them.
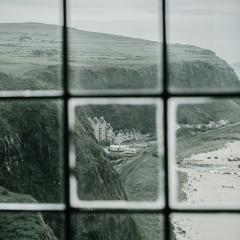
[88,116,114,144]
[106,122,114,142]
[113,128,142,144]
[87,117,100,141]
[88,116,142,145]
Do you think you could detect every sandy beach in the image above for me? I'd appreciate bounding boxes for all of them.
[173,214,240,240]
[173,141,240,239]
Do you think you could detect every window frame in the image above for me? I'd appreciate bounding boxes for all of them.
[1,0,240,240]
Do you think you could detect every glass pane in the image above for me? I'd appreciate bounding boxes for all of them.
[167,0,240,93]
[68,0,162,94]
[0,212,65,239]
[69,98,164,207]
[72,213,164,240]
[0,100,63,204]
[171,214,240,240]
[0,0,62,93]
[169,98,240,207]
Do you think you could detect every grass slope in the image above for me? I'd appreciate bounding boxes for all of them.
[1,23,239,92]
[0,187,58,240]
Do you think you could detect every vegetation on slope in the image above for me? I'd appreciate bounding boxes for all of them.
[0,101,63,203]
[168,44,240,91]
[2,23,240,92]
[177,99,240,125]
[1,23,240,239]
[83,105,157,134]
[0,187,58,240]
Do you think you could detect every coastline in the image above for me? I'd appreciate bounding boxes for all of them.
[174,141,240,239]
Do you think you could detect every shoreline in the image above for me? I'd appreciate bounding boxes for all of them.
[174,141,240,239]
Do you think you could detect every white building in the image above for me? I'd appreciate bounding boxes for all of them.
[88,116,114,143]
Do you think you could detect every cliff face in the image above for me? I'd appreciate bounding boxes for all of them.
[168,60,240,91]
[73,110,143,239]
[69,65,159,90]
[168,44,240,91]
[0,101,143,239]
[74,110,127,200]
[0,101,63,203]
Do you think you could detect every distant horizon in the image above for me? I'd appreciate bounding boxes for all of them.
[0,20,239,65]
[1,0,240,63]
[2,21,240,65]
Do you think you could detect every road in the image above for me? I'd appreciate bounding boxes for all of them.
[118,143,157,188]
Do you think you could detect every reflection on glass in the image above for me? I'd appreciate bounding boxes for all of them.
[0,100,63,203]
[0,212,65,240]
[70,99,164,203]
[171,98,240,207]
[72,213,164,240]
[0,0,62,92]
[171,214,240,240]
[167,0,240,92]
[68,0,162,93]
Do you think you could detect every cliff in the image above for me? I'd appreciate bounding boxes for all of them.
[177,99,240,125]
[0,101,143,239]
[0,101,63,203]
[168,44,240,91]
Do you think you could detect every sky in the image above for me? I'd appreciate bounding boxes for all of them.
[69,0,162,41]
[0,0,240,63]
[168,0,240,63]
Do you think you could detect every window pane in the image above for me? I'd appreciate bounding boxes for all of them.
[69,98,164,208]
[171,214,240,240]
[167,0,240,93]
[72,213,164,240]
[169,98,240,208]
[0,211,65,239]
[0,100,63,204]
[68,0,163,94]
[0,0,62,93]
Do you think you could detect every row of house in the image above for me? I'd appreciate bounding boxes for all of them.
[87,116,142,145]
[177,120,230,131]
[114,129,142,144]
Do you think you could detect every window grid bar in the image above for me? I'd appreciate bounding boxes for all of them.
[1,92,240,100]
[162,0,171,239]
[62,0,71,240]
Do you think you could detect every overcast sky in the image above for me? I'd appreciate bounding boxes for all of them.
[69,0,162,41]
[0,0,240,63]
[168,0,240,63]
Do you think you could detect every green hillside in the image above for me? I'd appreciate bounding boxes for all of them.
[168,44,240,91]
[177,99,240,124]
[1,23,240,92]
[82,104,157,133]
